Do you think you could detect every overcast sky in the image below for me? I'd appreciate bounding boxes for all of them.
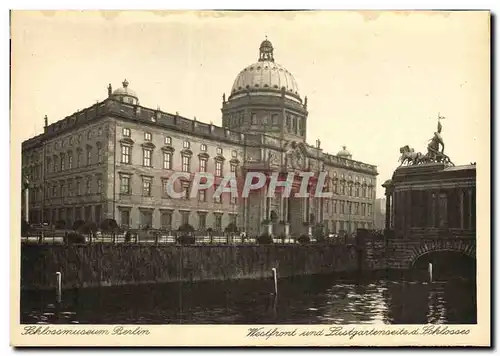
[11,11,489,197]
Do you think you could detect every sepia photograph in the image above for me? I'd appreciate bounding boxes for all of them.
[10,9,490,347]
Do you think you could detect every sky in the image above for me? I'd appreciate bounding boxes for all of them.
[11,10,490,197]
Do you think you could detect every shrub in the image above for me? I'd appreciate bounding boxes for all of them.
[224,222,238,234]
[257,233,273,245]
[298,234,310,244]
[80,221,97,235]
[177,235,195,245]
[100,219,119,233]
[178,223,195,234]
[55,220,66,229]
[72,220,86,231]
[64,232,86,244]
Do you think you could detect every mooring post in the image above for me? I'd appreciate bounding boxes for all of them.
[428,262,433,284]
[56,272,62,304]
[271,268,278,296]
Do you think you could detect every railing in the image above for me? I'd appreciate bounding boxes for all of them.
[20,229,354,246]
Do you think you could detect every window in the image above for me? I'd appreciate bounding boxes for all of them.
[216,147,223,155]
[181,211,190,226]
[165,136,172,145]
[69,137,74,145]
[76,180,81,196]
[231,196,237,205]
[198,213,207,230]
[163,152,172,169]
[87,131,92,140]
[140,210,153,228]
[200,144,207,152]
[161,211,172,229]
[97,177,103,194]
[232,150,237,158]
[120,175,131,194]
[120,210,130,227]
[143,149,152,167]
[86,177,92,195]
[97,145,103,163]
[183,184,190,200]
[229,214,237,225]
[213,185,221,203]
[333,200,338,214]
[162,180,169,197]
[143,177,152,196]
[54,156,59,172]
[355,185,359,197]
[121,145,131,164]
[68,181,73,196]
[60,153,65,171]
[68,153,73,169]
[52,185,57,197]
[251,113,257,125]
[86,147,92,166]
[272,114,278,125]
[215,161,223,177]
[182,155,190,172]
[230,163,237,174]
[214,214,222,231]
[183,140,190,149]
[123,128,131,137]
[199,158,207,172]
[77,150,83,167]
[144,132,152,141]
[60,183,65,198]
[199,190,206,202]
[97,127,102,136]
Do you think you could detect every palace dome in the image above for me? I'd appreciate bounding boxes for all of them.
[337,146,352,159]
[110,79,139,105]
[230,38,301,101]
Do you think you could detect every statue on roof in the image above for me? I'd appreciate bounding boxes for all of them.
[398,114,454,167]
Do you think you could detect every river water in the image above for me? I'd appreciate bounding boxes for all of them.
[20,274,476,325]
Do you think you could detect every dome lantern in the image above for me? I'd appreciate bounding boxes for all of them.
[259,36,274,62]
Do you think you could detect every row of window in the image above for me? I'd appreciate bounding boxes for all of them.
[331,182,375,199]
[324,200,373,217]
[45,126,105,153]
[122,127,238,157]
[45,145,104,174]
[121,145,238,175]
[28,176,103,202]
[119,174,238,204]
[326,220,373,233]
[120,209,237,231]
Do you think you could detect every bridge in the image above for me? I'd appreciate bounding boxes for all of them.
[358,229,476,271]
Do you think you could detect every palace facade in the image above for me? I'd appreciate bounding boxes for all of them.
[21,39,378,237]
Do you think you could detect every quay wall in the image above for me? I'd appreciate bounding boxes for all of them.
[21,244,359,290]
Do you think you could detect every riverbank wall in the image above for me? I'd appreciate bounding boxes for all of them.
[21,243,360,290]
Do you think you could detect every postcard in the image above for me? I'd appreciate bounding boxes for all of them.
[10,10,490,347]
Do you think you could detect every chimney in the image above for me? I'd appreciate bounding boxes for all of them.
[107,84,112,97]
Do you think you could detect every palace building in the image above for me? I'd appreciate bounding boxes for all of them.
[21,39,378,237]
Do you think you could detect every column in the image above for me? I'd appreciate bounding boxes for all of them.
[24,187,29,223]
[385,193,391,230]
[459,188,464,229]
[468,188,473,230]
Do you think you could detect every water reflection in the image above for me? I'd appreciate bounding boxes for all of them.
[21,274,476,325]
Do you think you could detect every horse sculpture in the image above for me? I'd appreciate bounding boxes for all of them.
[399,145,425,166]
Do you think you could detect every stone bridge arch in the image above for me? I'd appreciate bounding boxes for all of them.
[409,239,476,268]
